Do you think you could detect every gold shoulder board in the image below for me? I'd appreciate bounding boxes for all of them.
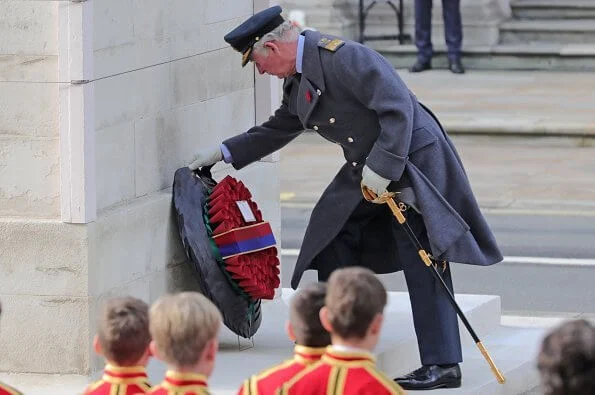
[318,38,345,52]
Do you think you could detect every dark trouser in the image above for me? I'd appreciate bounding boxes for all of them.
[414,0,463,62]
[316,200,463,365]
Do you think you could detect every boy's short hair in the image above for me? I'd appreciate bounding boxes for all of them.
[290,283,330,347]
[325,267,387,339]
[97,296,151,366]
[150,292,222,367]
[537,319,595,395]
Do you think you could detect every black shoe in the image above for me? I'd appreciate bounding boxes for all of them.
[394,364,462,390]
[448,59,465,74]
[409,60,432,73]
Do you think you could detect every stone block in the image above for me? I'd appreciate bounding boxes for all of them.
[94,0,171,79]
[169,18,245,67]
[205,0,252,24]
[93,0,134,51]
[0,219,89,297]
[0,83,58,138]
[91,192,187,296]
[170,0,206,34]
[170,48,252,109]
[134,114,174,197]
[0,294,90,374]
[94,63,171,131]
[136,89,254,197]
[202,88,255,137]
[0,1,58,55]
[147,263,202,302]
[94,38,170,81]
[0,136,60,218]
[0,55,58,83]
[95,122,135,210]
[170,55,208,107]
[131,0,171,42]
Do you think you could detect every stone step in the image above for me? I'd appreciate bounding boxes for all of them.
[183,291,538,394]
[426,326,545,394]
[500,19,595,44]
[511,0,595,19]
[0,291,545,394]
[376,43,595,71]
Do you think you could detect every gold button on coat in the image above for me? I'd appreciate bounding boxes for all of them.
[329,117,336,124]
[347,137,354,143]
[313,125,319,131]
[352,162,358,167]
[316,89,322,96]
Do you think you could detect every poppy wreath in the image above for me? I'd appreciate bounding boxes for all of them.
[204,175,280,300]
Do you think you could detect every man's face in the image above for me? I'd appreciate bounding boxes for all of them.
[250,41,296,79]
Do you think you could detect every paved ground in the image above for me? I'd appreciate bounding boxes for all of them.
[280,69,595,214]
[280,133,595,214]
[398,69,595,137]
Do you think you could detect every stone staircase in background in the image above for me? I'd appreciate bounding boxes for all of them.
[282,0,595,71]
[376,0,595,70]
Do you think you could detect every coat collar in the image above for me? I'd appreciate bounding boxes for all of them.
[300,30,326,93]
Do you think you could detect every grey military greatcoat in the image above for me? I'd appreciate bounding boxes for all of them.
[223,30,502,289]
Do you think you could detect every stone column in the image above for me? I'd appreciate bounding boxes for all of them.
[0,0,279,385]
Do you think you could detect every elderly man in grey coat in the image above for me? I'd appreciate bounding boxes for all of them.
[188,6,502,391]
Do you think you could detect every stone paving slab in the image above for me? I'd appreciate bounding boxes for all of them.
[279,70,595,212]
[280,133,595,214]
[398,70,595,137]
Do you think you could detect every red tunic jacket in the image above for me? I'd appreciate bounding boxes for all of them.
[148,371,210,395]
[238,345,325,395]
[279,347,406,395]
[0,381,22,395]
[84,365,151,394]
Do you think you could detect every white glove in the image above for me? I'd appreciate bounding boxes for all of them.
[188,145,223,171]
[361,165,391,196]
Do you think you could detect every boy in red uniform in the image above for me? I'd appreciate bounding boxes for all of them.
[238,283,331,394]
[280,267,406,395]
[0,300,23,395]
[148,292,222,395]
[84,296,152,394]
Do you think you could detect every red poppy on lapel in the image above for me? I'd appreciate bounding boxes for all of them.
[305,90,312,103]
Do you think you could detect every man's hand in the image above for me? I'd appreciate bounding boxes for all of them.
[361,165,391,196]
[188,145,223,171]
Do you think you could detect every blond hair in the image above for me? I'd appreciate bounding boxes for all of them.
[150,292,222,367]
[97,296,151,366]
[325,267,387,339]
[290,283,331,347]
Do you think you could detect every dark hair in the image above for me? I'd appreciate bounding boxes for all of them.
[97,296,151,366]
[325,267,387,339]
[537,319,595,395]
[290,283,330,347]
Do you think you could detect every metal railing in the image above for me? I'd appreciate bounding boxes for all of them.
[358,0,411,44]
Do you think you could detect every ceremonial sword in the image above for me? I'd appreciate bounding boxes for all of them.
[361,186,506,384]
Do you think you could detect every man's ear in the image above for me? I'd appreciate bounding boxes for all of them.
[319,306,333,333]
[149,341,160,361]
[93,335,102,356]
[264,41,280,54]
[204,338,218,363]
[369,313,384,336]
[286,321,297,342]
